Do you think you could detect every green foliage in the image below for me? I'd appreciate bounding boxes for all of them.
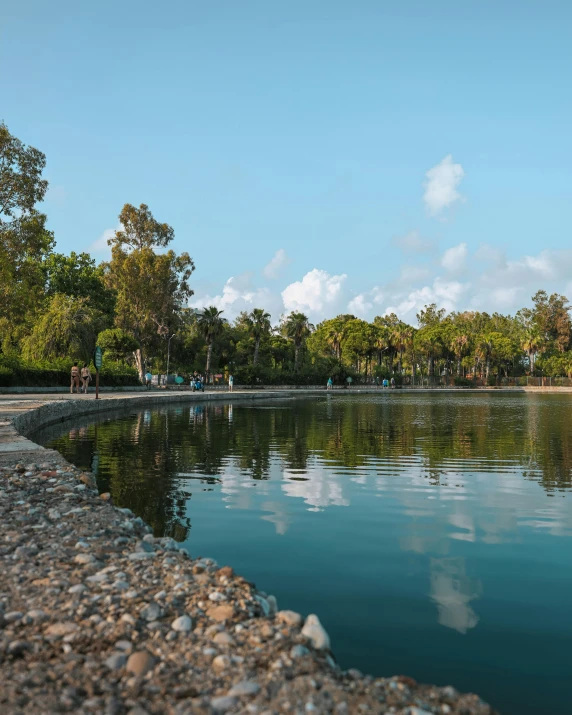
[21,294,105,362]
[44,251,116,317]
[0,122,48,220]
[97,328,140,362]
[454,376,475,388]
[0,355,139,387]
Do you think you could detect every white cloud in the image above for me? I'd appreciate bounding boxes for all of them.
[347,287,384,317]
[392,230,434,254]
[87,226,119,258]
[384,277,469,322]
[441,242,468,272]
[263,248,290,279]
[190,274,283,321]
[423,154,465,216]
[281,269,347,319]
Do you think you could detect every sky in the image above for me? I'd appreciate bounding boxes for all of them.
[2,1,571,324]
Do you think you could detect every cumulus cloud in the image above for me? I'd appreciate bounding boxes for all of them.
[392,230,434,254]
[384,277,469,322]
[441,242,468,272]
[190,274,283,321]
[263,248,290,279]
[423,154,465,216]
[281,269,347,319]
[347,287,384,317]
[87,226,119,258]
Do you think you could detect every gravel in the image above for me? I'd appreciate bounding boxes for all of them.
[0,458,497,714]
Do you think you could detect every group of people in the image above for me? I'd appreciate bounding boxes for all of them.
[70,362,92,394]
[326,376,397,390]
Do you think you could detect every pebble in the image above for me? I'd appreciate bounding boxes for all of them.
[212,654,231,671]
[210,696,238,713]
[277,610,303,628]
[126,650,155,676]
[171,614,192,632]
[105,653,128,670]
[290,645,310,659]
[213,631,233,645]
[227,680,260,697]
[301,614,331,650]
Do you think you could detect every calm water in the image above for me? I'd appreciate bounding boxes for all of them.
[35,393,572,715]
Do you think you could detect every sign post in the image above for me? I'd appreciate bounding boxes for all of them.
[94,346,103,400]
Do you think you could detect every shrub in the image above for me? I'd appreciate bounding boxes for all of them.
[454,376,475,388]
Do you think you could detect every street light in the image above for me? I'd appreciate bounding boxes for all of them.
[166,334,176,387]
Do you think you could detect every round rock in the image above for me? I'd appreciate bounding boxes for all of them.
[171,615,192,632]
[126,650,155,676]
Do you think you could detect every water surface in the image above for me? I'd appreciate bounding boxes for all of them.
[35,393,572,715]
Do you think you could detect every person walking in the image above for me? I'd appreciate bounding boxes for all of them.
[81,363,91,394]
[70,362,80,394]
[390,377,396,389]
[145,371,153,390]
[327,377,333,390]
[228,374,234,392]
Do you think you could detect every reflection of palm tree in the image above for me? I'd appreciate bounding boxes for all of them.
[197,306,225,375]
[248,308,272,366]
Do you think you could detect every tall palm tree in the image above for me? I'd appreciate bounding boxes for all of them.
[451,333,469,377]
[522,330,541,375]
[476,335,494,380]
[248,308,272,366]
[283,312,313,370]
[197,306,225,376]
[326,322,345,361]
[392,323,412,374]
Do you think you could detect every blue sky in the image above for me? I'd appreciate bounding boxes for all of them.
[2,1,571,322]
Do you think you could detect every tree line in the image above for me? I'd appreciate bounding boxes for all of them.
[2,122,572,386]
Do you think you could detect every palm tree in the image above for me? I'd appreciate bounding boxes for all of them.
[522,330,542,375]
[326,323,345,361]
[283,312,313,370]
[392,323,412,374]
[451,333,469,377]
[197,306,225,376]
[248,308,272,366]
[476,335,494,380]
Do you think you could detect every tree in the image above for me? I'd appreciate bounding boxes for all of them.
[283,312,313,370]
[21,294,105,362]
[522,330,542,374]
[0,122,48,222]
[197,307,225,375]
[0,212,54,348]
[417,303,446,328]
[0,125,53,349]
[248,308,272,366]
[451,333,469,376]
[97,328,140,363]
[44,251,116,318]
[415,325,443,379]
[103,203,194,378]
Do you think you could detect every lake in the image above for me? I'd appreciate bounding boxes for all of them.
[34,392,572,715]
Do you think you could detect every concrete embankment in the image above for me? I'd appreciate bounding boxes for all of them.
[0,392,497,714]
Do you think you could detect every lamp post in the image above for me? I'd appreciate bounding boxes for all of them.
[166,334,176,387]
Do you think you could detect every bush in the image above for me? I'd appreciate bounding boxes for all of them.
[454,376,475,388]
[0,356,140,388]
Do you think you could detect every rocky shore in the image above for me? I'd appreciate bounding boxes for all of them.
[0,459,497,715]
[0,394,497,714]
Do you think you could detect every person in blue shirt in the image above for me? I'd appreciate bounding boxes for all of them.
[327,377,333,390]
[145,371,152,390]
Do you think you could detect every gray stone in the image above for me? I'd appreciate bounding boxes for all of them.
[4,611,23,623]
[105,653,127,670]
[290,644,310,659]
[227,681,260,697]
[140,602,162,621]
[68,584,87,594]
[128,551,155,561]
[171,614,192,632]
[74,553,96,564]
[210,696,238,713]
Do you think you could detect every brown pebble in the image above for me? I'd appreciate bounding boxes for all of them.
[217,566,234,579]
[99,492,111,501]
[126,650,155,676]
[206,604,235,622]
